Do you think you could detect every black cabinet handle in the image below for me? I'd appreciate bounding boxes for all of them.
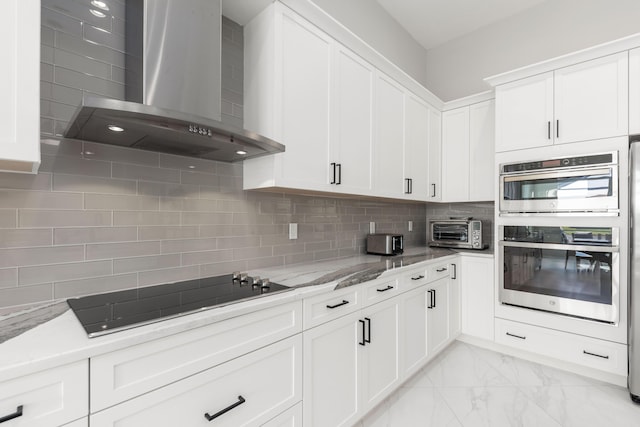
[330,162,336,184]
[506,332,526,340]
[436,267,447,272]
[451,263,457,279]
[365,317,371,344]
[547,121,551,140]
[556,119,560,138]
[359,319,366,346]
[326,300,349,309]
[405,178,411,194]
[431,183,436,198]
[0,405,23,424]
[336,163,342,185]
[376,285,394,293]
[411,275,425,280]
[427,289,434,309]
[409,178,412,194]
[583,350,609,360]
[433,289,436,308]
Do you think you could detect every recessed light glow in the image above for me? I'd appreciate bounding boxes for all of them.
[82,151,95,156]
[91,0,109,11]
[236,150,247,155]
[188,165,196,169]
[90,9,106,18]
[107,125,124,132]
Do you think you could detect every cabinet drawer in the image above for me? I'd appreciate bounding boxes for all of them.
[360,277,400,306]
[402,267,429,287]
[63,417,88,427]
[91,335,302,427]
[303,286,360,329]
[427,262,452,282]
[0,360,88,427]
[262,402,302,427]
[495,318,627,376]
[91,301,301,412]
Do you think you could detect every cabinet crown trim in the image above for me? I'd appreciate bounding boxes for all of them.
[485,32,640,87]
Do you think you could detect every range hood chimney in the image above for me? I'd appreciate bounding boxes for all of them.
[64,0,284,162]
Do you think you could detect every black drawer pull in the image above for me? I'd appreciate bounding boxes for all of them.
[326,300,349,309]
[0,405,23,424]
[436,267,447,272]
[583,350,609,360]
[204,396,245,421]
[365,317,371,344]
[411,275,425,280]
[506,332,526,340]
[377,285,394,293]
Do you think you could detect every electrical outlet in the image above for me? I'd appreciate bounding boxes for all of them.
[289,223,298,240]
[369,222,375,234]
[408,220,413,231]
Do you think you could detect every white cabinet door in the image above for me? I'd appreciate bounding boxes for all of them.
[331,46,374,194]
[428,108,442,201]
[495,72,554,152]
[630,48,640,135]
[442,107,470,202]
[449,262,461,338]
[427,277,450,355]
[360,297,401,412]
[373,73,405,198]
[469,100,495,201]
[554,52,628,145]
[404,94,430,200]
[461,256,495,341]
[0,361,88,427]
[303,312,360,427]
[279,11,332,189]
[399,285,428,378]
[263,402,302,427]
[0,0,40,173]
[91,336,301,427]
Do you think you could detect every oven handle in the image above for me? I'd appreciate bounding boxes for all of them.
[501,166,614,181]
[499,241,618,253]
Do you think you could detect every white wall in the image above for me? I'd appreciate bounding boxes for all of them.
[425,0,640,101]
[311,0,429,87]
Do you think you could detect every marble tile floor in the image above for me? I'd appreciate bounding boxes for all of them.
[356,340,640,427]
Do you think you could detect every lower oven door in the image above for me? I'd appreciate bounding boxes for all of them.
[499,240,619,323]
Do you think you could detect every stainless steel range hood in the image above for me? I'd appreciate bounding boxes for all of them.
[64,0,284,162]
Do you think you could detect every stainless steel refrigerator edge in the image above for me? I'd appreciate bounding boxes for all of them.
[629,140,640,403]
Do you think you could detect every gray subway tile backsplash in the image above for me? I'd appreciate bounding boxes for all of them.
[0,269,18,289]
[19,260,112,286]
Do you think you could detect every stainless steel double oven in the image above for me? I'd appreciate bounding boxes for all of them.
[498,152,620,324]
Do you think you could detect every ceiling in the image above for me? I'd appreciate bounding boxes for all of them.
[223,0,549,51]
[375,0,549,50]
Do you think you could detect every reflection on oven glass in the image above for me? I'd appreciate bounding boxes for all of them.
[503,246,612,305]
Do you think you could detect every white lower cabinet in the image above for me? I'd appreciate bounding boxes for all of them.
[62,418,87,427]
[460,255,495,341]
[90,335,302,427]
[399,285,429,378]
[302,296,400,427]
[0,360,88,427]
[495,318,627,376]
[262,403,302,427]
[426,277,450,355]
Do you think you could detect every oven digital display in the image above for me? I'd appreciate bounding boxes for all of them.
[541,159,562,168]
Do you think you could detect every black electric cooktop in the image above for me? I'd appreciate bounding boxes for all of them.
[67,273,290,338]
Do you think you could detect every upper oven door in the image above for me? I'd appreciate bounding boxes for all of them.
[500,165,618,214]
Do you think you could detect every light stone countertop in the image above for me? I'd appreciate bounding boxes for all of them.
[0,246,491,383]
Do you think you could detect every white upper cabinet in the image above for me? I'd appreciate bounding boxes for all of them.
[330,46,374,194]
[469,100,495,201]
[243,2,437,201]
[495,52,628,152]
[404,94,430,199]
[372,73,406,198]
[441,99,495,202]
[442,107,470,202]
[630,48,640,135]
[428,108,442,201]
[0,0,40,173]
[495,72,553,152]
[244,4,332,191]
